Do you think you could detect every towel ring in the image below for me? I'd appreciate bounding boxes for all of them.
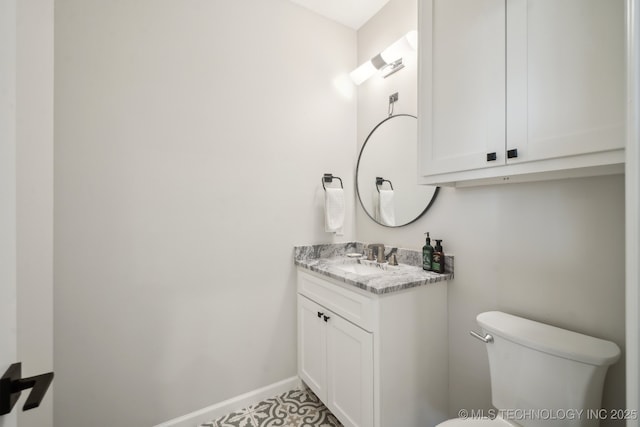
[322,173,343,191]
[376,177,393,193]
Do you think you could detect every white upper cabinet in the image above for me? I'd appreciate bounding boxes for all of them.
[419,0,506,176]
[419,0,625,186]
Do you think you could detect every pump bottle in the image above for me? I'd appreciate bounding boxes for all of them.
[432,239,445,273]
[422,232,434,271]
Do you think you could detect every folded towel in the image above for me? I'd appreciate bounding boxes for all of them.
[324,187,345,235]
[373,190,381,222]
[378,190,395,226]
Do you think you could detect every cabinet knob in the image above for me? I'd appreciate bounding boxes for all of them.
[507,148,518,159]
[323,315,330,322]
[486,152,497,161]
[317,312,324,318]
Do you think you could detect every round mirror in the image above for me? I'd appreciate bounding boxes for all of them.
[356,114,439,227]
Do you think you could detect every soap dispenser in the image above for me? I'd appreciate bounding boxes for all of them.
[432,240,445,273]
[422,232,434,271]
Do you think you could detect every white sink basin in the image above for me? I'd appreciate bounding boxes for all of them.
[333,263,383,276]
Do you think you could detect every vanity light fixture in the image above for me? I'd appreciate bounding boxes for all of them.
[381,58,404,79]
[349,30,418,85]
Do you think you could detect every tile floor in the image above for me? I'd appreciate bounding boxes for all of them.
[199,387,343,427]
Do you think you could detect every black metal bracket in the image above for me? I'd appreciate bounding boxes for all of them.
[322,173,343,190]
[375,177,393,192]
[0,363,54,415]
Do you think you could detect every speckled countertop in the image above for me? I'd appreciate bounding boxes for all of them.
[294,242,453,295]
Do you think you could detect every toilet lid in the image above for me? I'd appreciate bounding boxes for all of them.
[437,417,517,427]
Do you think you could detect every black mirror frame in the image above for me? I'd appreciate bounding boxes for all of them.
[355,114,439,228]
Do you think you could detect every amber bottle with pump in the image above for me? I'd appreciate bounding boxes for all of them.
[432,240,445,273]
[422,232,433,271]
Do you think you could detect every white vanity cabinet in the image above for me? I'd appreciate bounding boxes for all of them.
[298,295,374,427]
[418,0,625,186]
[297,270,448,427]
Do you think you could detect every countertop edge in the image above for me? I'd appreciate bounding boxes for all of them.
[294,258,453,295]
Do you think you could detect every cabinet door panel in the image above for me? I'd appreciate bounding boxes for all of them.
[507,0,625,163]
[420,0,506,176]
[326,314,373,427]
[298,295,327,401]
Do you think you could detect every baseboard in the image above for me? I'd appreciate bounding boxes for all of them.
[153,376,301,427]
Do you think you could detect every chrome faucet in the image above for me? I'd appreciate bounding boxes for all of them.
[368,243,386,263]
[388,253,398,266]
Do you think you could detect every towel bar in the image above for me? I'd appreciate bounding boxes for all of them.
[376,177,393,192]
[322,173,343,190]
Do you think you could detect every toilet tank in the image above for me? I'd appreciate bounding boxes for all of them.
[477,311,620,427]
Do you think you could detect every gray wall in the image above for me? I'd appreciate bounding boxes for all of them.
[16,0,54,426]
[0,1,18,426]
[54,1,356,425]
[356,0,626,422]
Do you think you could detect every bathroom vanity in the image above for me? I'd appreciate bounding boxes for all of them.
[294,243,452,427]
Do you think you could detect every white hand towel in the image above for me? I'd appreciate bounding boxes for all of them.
[378,190,395,226]
[373,189,381,222]
[324,187,345,235]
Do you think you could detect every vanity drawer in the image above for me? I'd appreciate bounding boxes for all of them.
[297,270,375,332]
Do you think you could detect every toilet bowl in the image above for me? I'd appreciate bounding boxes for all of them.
[437,311,620,427]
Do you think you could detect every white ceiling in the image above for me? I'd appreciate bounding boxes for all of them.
[289,0,391,30]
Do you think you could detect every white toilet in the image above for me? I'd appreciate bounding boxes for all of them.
[438,311,620,427]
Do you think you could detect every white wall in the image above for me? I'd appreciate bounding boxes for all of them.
[54,1,356,425]
[0,0,18,425]
[356,0,418,148]
[15,0,54,426]
[626,0,640,419]
[356,0,626,421]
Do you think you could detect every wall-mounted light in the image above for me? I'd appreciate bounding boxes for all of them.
[349,30,418,85]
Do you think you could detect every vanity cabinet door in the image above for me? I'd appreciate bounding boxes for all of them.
[418,0,506,176]
[298,293,374,427]
[506,0,625,164]
[326,312,373,427]
[298,295,327,402]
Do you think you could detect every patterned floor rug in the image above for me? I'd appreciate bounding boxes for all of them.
[199,387,343,427]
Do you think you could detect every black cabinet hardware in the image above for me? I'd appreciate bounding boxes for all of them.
[486,152,497,161]
[507,149,518,159]
[323,315,330,322]
[1,363,54,415]
[317,312,324,318]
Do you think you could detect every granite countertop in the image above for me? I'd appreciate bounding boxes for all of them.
[294,242,453,295]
